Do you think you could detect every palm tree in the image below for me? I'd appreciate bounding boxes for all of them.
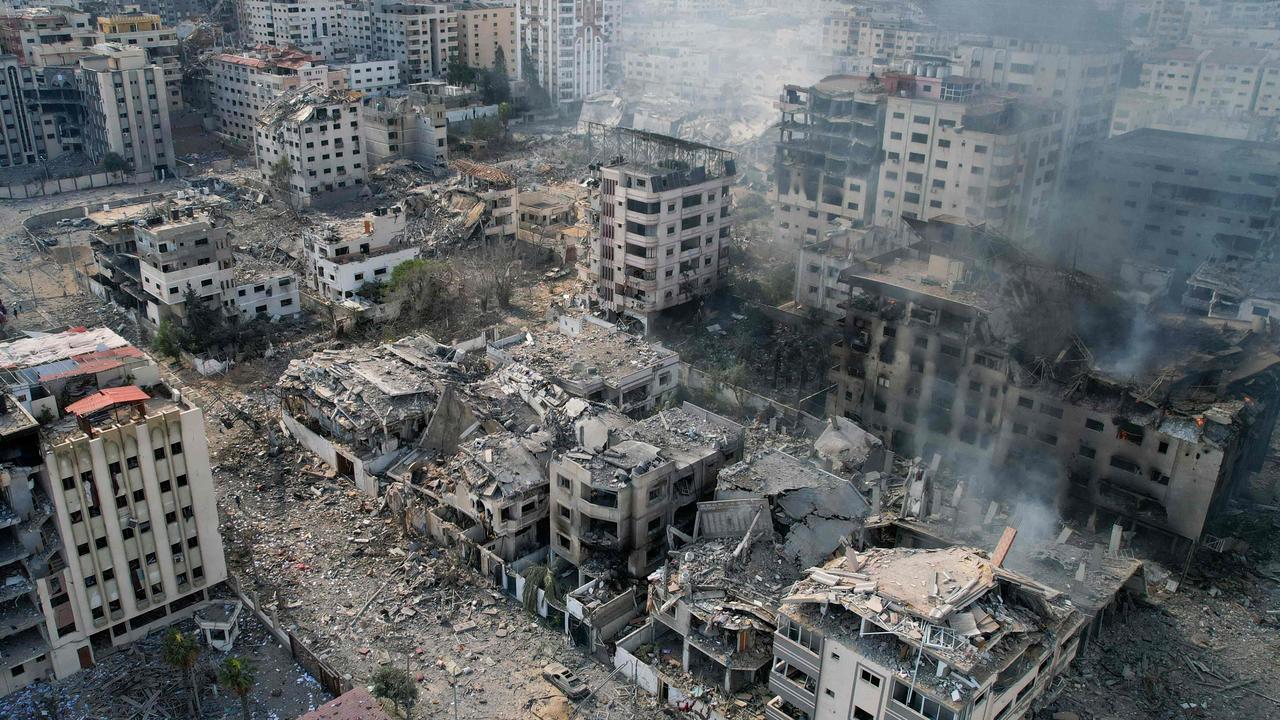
[219,657,256,720]
[162,629,201,717]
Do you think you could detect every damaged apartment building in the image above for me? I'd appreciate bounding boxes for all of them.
[775,72,1062,259]
[580,123,735,330]
[255,85,367,208]
[826,216,1280,548]
[489,311,681,416]
[767,546,1084,720]
[548,402,744,581]
[85,195,301,328]
[0,328,227,697]
[278,334,481,496]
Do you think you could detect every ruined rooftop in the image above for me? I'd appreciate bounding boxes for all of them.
[277,335,469,439]
[493,316,677,391]
[259,85,359,128]
[784,547,1081,706]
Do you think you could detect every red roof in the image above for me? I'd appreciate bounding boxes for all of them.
[65,386,150,416]
[297,688,394,720]
[40,357,124,382]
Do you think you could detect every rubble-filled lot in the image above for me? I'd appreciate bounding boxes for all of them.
[1047,545,1280,720]
[0,596,328,720]
[209,413,667,720]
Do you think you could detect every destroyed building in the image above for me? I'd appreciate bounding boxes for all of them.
[715,449,870,568]
[359,91,448,170]
[549,403,744,580]
[488,312,680,416]
[827,216,1280,545]
[255,85,367,208]
[580,123,736,330]
[774,74,889,247]
[768,547,1084,720]
[84,195,301,328]
[278,335,479,496]
[1183,255,1280,321]
[0,328,227,696]
[517,188,589,264]
[204,47,348,147]
[451,159,518,243]
[621,498,791,708]
[416,431,552,563]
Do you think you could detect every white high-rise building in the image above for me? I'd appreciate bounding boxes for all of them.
[519,0,617,105]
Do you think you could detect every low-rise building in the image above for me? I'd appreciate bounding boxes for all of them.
[452,159,517,241]
[278,335,477,495]
[418,431,550,562]
[517,189,586,262]
[548,403,744,579]
[767,547,1084,720]
[134,207,234,327]
[304,203,420,305]
[1183,256,1280,321]
[255,86,367,208]
[0,6,97,67]
[488,312,680,415]
[230,266,301,322]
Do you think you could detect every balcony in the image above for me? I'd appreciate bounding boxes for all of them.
[772,633,821,678]
[769,665,817,716]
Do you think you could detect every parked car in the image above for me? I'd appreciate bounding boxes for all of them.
[542,662,589,701]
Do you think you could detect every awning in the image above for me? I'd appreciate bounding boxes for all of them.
[66,386,151,416]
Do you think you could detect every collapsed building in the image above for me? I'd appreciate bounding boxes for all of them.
[550,403,745,580]
[767,547,1084,720]
[715,449,871,568]
[615,498,791,714]
[488,312,681,416]
[826,216,1280,548]
[277,335,480,495]
[450,160,518,243]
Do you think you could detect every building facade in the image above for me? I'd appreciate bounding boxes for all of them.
[255,87,367,207]
[206,47,347,147]
[774,74,888,247]
[875,77,1063,246]
[0,328,227,697]
[581,126,734,327]
[96,13,182,111]
[453,0,519,74]
[76,44,175,179]
[519,0,615,105]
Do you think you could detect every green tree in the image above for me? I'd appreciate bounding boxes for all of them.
[268,155,292,193]
[100,152,130,174]
[389,258,462,331]
[218,657,256,720]
[372,665,418,718]
[162,629,201,717]
[181,286,228,354]
[152,319,182,359]
[447,58,477,87]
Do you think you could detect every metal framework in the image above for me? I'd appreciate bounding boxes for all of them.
[582,122,735,179]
